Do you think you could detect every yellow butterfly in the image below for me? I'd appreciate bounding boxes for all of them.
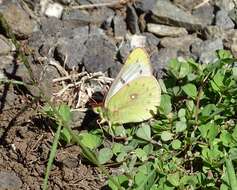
[94,48,161,126]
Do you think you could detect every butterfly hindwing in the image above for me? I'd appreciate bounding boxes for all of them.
[106,76,161,124]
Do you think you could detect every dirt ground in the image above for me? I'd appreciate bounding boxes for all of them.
[0,92,105,189]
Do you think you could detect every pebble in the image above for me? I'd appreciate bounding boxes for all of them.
[0,35,14,55]
[153,48,178,77]
[126,4,140,34]
[152,0,204,31]
[113,14,127,39]
[0,171,22,189]
[1,3,34,37]
[44,3,64,18]
[215,9,235,29]
[191,38,224,63]
[215,0,235,12]
[147,23,188,37]
[192,2,214,26]
[160,35,201,52]
[83,35,116,73]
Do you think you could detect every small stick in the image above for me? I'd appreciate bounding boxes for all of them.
[193,0,210,9]
[70,0,133,9]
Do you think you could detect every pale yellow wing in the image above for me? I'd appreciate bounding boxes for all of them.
[105,76,161,124]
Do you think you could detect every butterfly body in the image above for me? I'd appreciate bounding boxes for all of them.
[94,48,161,126]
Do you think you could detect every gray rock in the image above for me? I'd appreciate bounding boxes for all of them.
[41,17,64,38]
[192,3,214,26]
[203,26,225,40]
[191,38,223,56]
[63,7,114,26]
[0,171,22,189]
[215,9,235,30]
[229,8,237,25]
[113,14,127,39]
[55,27,89,69]
[4,62,60,97]
[152,48,178,78]
[199,51,219,64]
[62,157,79,168]
[57,0,72,5]
[0,3,34,38]
[147,23,188,37]
[109,61,122,79]
[55,38,86,69]
[223,29,237,57]
[173,0,204,11]
[134,0,156,12]
[143,32,160,48]
[0,35,14,55]
[62,9,92,23]
[126,4,140,34]
[91,7,115,25]
[152,0,204,31]
[215,0,235,12]
[0,55,14,70]
[83,35,116,73]
[160,35,201,52]
[191,38,224,63]
[118,41,131,62]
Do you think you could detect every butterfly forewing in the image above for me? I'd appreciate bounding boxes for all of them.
[105,48,152,104]
[106,76,161,124]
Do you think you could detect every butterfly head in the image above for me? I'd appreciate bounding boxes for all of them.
[93,106,109,124]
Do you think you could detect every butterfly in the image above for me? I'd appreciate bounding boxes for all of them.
[93,48,161,126]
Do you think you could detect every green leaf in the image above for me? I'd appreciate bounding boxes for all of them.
[171,139,182,150]
[168,59,190,79]
[225,157,237,190]
[182,83,197,99]
[186,100,195,113]
[136,125,151,141]
[60,127,71,143]
[175,121,187,133]
[143,144,153,155]
[135,148,148,162]
[112,143,124,154]
[159,94,172,115]
[233,67,237,81]
[161,131,173,141]
[218,49,233,59]
[79,133,102,149]
[58,104,72,125]
[159,79,167,93]
[167,172,180,187]
[98,147,113,164]
[198,123,219,142]
[211,70,224,91]
[178,109,186,119]
[114,125,127,137]
[179,61,190,79]
[220,130,233,147]
[108,175,128,190]
[116,151,127,162]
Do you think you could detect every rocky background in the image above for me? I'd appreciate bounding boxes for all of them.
[0,0,237,189]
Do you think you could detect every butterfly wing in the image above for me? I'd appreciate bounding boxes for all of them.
[105,48,152,103]
[105,76,161,124]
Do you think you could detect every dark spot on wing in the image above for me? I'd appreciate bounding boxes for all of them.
[139,69,143,74]
[120,77,126,84]
[130,93,138,100]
